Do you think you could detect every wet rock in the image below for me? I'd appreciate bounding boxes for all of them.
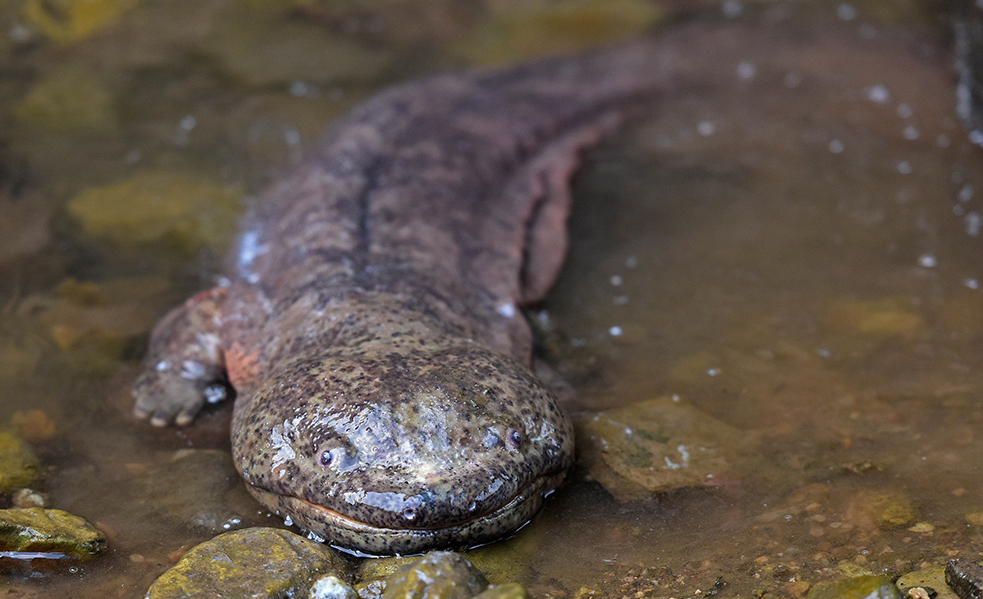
[196,10,392,88]
[577,396,753,502]
[0,507,106,572]
[472,583,529,599]
[453,0,663,65]
[848,490,917,531]
[0,432,41,492]
[465,525,539,584]
[356,556,418,599]
[145,527,349,599]
[14,68,118,133]
[67,170,242,255]
[311,574,359,599]
[946,560,983,599]
[21,0,137,44]
[827,298,925,337]
[965,512,983,527]
[11,410,57,444]
[137,449,246,534]
[805,575,902,599]
[10,488,46,509]
[897,566,957,599]
[382,552,488,599]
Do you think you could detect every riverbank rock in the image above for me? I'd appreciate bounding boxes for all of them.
[0,507,106,573]
[145,527,350,599]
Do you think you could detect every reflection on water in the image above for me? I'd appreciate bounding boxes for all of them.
[1,1,981,597]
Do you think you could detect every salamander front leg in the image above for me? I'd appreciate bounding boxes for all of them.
[133,288,231,426]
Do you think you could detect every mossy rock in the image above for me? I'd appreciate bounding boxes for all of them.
[806,575,901,599]
[0,432,40,492]
[472,583,529,599]
[14,68,117,133]
[146,527,350,599]
[454,0,664,65]
[381,552,488,599]
[21,0,137,44]
[0,507,106,560]
[67,170,242,255]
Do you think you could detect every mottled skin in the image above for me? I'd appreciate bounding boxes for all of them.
[133,38,676,555]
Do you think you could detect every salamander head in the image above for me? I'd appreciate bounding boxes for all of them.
[230,342,573,555]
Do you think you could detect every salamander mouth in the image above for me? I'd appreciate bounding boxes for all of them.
[243,471,565,556]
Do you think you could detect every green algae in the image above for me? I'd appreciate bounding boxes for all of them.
[145,527,349,599]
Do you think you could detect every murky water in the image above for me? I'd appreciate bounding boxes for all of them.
[2,1,982,597]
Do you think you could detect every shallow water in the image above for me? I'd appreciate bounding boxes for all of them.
[1,1,982,597]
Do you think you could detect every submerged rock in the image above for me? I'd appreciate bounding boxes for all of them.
[14,68,118,133]
[897,566,957,599]
[0,432,41,492]
[382,552,489,599]
[848,490,918,531]
[21,0,137,43]
[577,396,753,501]
[67,170,242,255]
[145,527,349,599]
[0,507,106,573]
[805,575,902,599]
[137,449,246,534]
[454,0,663,65]
[472,583,529,599]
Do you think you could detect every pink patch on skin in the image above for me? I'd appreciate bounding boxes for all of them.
[225,343,261,388]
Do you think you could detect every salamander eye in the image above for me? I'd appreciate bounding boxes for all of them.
[507,429,522,448]
[317,444,357,471]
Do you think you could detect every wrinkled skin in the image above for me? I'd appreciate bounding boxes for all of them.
[133,34,679,554]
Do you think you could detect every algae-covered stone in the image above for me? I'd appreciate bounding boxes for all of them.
[897,566,957,599]
[14,68,118,133]
[455,0,664,65]
[67,170,242,254]
[848,490,917,531]
[197,11,392,87]
[357,555,418,599]
[22,0,137,43]
[382,552,488,599]
[577,396,754,502]
[472,583,529,599]
[805,575,902,599]
[145,527,349,599]
[0,507,106,560]
[827,298,925,337]
[0,432,41,492]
